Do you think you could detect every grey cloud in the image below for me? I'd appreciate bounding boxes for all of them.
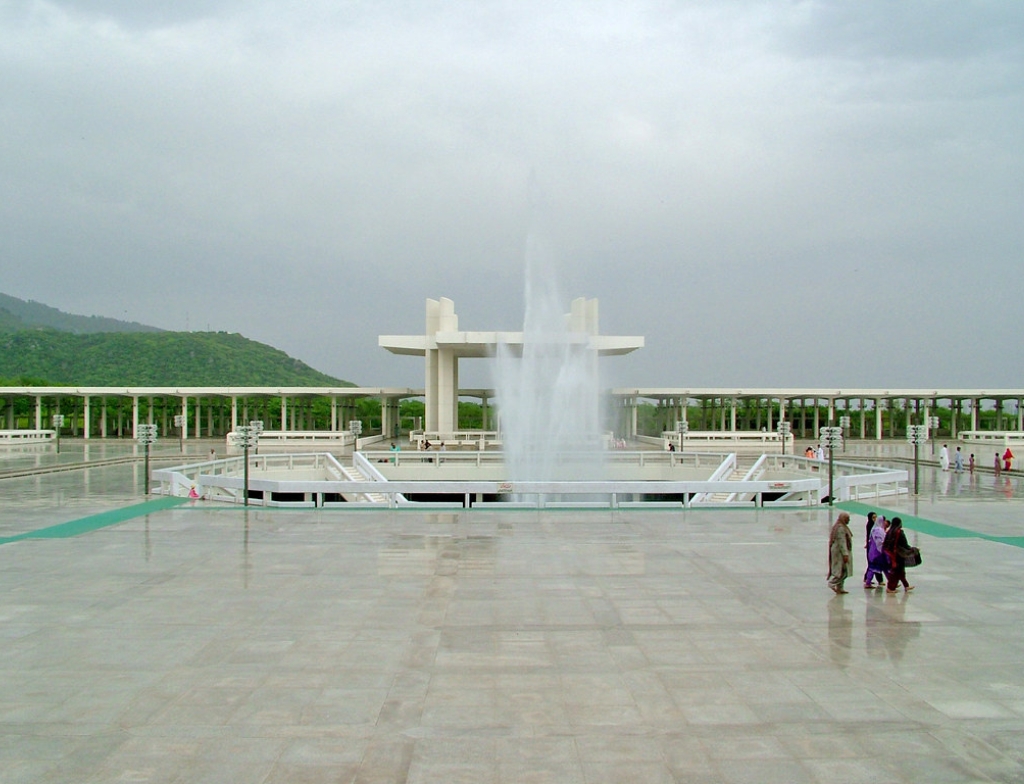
[781,1,1024,62]
[0,1,1021,389]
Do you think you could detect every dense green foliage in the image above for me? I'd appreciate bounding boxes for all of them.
[0,330,351,386]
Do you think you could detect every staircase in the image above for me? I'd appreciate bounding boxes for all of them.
[707,468,745,503]
[344,463,389,504]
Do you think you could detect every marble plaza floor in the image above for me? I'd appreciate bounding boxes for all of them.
[2,442,1024,782]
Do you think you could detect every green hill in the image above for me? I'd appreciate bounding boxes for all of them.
[0,293,161,334]
[0,292,354,386]
[0,330,352,387]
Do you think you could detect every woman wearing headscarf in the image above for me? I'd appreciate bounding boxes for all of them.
[883,516,915,593]
[827,512,853,594]
[863,513,888,588]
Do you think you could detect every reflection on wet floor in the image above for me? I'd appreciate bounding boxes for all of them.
[3,439,1024,782]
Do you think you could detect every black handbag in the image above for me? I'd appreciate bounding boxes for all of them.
[903,546,922,568]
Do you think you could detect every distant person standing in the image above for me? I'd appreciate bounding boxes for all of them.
[939,444,950,471]
[816,444,826,461]
[969,453,975,474]
[827,512,853,594]
[1004,448,1014,471]
[995,452,1002,477]
[954,447,964,473]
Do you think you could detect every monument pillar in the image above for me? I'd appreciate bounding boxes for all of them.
[381,297,643,437]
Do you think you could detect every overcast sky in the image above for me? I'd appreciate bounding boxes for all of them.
[2,1,1022,390]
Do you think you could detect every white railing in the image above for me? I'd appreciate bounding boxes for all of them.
[958,431,1024,447]
[661,430,794,453]
[363,449,725,471]
[410,430,502,450]
[151,450,907,509]
[226,430,355,451]
[0,429,56,444]
[409,430,618,451]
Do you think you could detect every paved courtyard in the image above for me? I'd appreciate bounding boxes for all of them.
[2,442,1024,782]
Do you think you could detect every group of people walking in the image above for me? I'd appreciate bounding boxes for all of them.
[939,443,1014,474]
[827,511,916,594]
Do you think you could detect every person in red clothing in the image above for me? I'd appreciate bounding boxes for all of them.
[1003,448,1014,471]
[883,517,915,593]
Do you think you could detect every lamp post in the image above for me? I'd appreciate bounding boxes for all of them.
[676,419,689,453]
[928,415,940,456]
[819,425,843,506]
[233,425,260,506]
[136,424,158,495]
[52,413,65,454]
[776,419,791,456]
[173,414,185,453]
[349,419,362,453]
[907,424,928,494]
[839,415,851,453]
[249,420,264,455]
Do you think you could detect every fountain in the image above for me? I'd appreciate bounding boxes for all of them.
[492,234,608,484]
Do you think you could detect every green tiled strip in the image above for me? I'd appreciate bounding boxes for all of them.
[0,497,189,545]
[837,500,1024,549]
[5,496,1023,550]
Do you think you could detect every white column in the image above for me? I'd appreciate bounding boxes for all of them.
[132,397,140,436]
[860,398,866,439]
[35,396,42,430]
[436,348,457,434]
[454,361,461,431]
[424,298,443,432]
[181,397,189,440]
[813,401,819,438]
[730,398,737,432]
[875,399,882,440]
[231,396,238,432]
[83,396,91,439]
[100,397,108,438]
[280,395,287,432]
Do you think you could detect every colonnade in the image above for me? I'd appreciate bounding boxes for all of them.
[0,388,416,441]
[615,393,1024,441]
[2,388,1022,442]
